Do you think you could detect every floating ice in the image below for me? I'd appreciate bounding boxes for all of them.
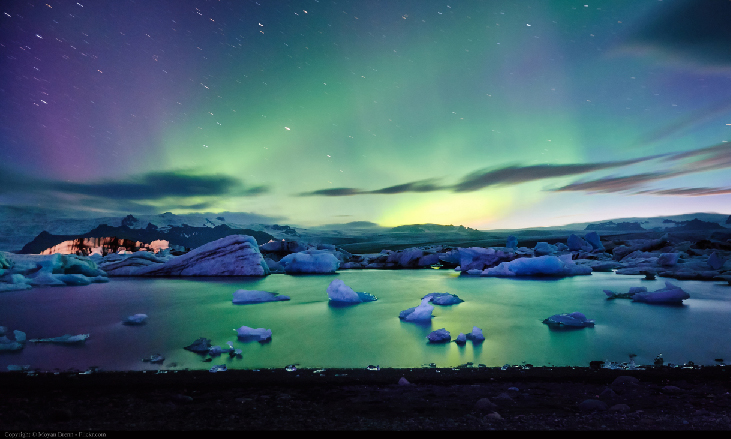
[399,296,434,322]
[483,255,592,277]
[506,236,518,249]
[326,279,376,303]
[209,364,227,373]
[455,333,467,345]
[123,314,148,325]
[632,281,690,303]
[142,354,165,364]
[466,326,485,342]
[427,328,451,343]
[232,290,290,304]
[0,329,26,351]
[279,250,340,274]
[604,286,647,299]
[29,334,90,344]
[533,242,557,256]
[543,312,595,328]
[423,292,463,305]
[235,326,272,342]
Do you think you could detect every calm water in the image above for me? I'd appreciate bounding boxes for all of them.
[1,270,730,371]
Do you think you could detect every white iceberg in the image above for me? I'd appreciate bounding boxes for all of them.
[399,296,434,322]
[326,279,376,303]
[235,326,272,342]
[232,290,290,304]
[543,312,595,327]
[632,281,690,303]
[279,250,340,274]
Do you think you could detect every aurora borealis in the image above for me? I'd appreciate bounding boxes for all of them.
[1,0,730,229]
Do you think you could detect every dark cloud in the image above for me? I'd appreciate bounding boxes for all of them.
[550,173,678,194]
[369,179,445,194]
[635,187,731,197]
[0,169,268,200]
[451,158,654,192]
[627,0,731,67]
[299,187,366,197]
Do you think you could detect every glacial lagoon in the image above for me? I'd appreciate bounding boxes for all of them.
[1,270,730,372]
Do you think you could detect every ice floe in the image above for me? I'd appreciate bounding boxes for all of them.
[279,250,340,274]
[232,290,290,304]
[29,334,90,344]
[235,326,272,342]
[123,314,148,325]
[422,292,463,305]
[326,279,376,303]
[543,312,595,328]
[399,296,435,322]
[483,255,592,277]
[427,328,451,343]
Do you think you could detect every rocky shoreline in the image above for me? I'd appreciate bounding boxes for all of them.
[2,366,730,430]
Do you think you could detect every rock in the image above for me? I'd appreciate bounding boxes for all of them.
[398,377,411,386]
[184,338,212,353]
[135,235,270,276]
[543,312,595,327]
[399,296,434,322]
[611,376,639,387]
[662,385,683,394]
[486,412,503,420]
[609,403,631,412]
[599,387,618,399]
[427,328,451,343]
[233,290,290,304]
[474,398,498,411]
[493,393,515,405]
[578,399,608,412]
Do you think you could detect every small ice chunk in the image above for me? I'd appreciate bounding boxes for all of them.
[466,326,485,342]
[123,314,148,325]
[235,326,272,342]
[232,290,290,304]
[327,279,370,303]
[424,292,463,305]
[209,364,227,373]
[399,296,434,321]
[427,328,451,343]
[632,281,689,303]
[543,312,595,327]
[29,334,90,344]
[455,333,467,345]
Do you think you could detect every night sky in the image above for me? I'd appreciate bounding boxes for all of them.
[1,0,730,229]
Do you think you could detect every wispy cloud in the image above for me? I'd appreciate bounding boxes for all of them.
[550,173,680,194]
[635,187,731,196]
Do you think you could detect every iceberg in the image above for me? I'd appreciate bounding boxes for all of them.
[533,242,557,256]
[232,290,290,304]
[279,250,340,274]
[604,287,647,299]
[632,281,690,303]
[123,314,148,325]
[235,326,272,342]
[326,279,376,303]
[135,235,270,276]
[584,232,604,250]
[455,333,467,345]
[506,236,518,249]
[427,328,451,343]
[543,312,595,328]
[483,255,592,277]
[422,292,463,305]
[399,296,435,322]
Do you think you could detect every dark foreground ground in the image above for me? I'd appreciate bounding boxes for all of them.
[1,366,730,431]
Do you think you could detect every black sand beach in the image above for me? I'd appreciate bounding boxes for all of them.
[2,365,730,431]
